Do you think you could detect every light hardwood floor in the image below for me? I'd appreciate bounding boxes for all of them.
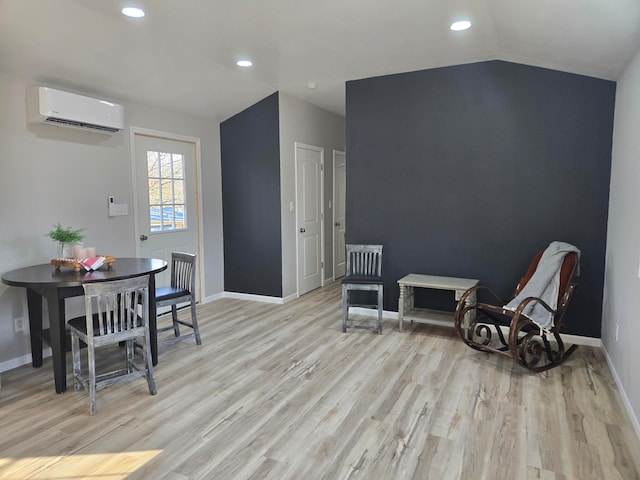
[1,282,639,480]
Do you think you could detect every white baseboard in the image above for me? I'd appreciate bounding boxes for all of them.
[217,291,300,305]
[561,332,601,347]
[0,348,52,374]
[281,293,298,304]
[350,307,399,319]
[601,343,640,442]
[222,291,286,304]
[202,292,225,304]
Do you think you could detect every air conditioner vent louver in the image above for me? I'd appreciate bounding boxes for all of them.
[44,116,121,133]
[27,86,124,134]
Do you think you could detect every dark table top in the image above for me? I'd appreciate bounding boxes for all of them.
[2,257,168,289]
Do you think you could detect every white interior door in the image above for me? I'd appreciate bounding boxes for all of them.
[133,132,201,299]
[333,150,346,279]
[296,142,324,296]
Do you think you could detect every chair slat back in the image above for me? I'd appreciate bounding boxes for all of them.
[170,252,196,292]
[83,276,149,337]
[345,244,383,277]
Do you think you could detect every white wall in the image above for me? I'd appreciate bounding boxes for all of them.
[278,93,345,299]
[0,72,224,369]
[603,47,640,436]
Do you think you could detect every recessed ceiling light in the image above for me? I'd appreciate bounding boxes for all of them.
[450,20,471,31]
[122,7,145,18]
[236,60,253,67]
[307,82,317,90]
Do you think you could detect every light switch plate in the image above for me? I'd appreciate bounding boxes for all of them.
[108,203,128,216]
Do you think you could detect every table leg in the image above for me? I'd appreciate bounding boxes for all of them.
[409,286,415,312]
[46,294,67,394]
[398,284,405,332]
[149,274,158,366]
[26,288,43,368]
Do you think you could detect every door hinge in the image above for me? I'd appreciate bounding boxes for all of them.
[321,262,324,268]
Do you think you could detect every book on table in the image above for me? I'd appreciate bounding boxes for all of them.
[79,256,105,271]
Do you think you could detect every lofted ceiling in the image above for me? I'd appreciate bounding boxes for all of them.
[1,0,640,123]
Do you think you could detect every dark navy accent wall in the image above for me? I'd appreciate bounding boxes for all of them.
[345,61,615,337]
[221,92,282,297]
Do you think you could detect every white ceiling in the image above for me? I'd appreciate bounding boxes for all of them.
[2,0,640,123]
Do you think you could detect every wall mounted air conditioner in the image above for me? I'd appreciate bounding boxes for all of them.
[27,86,125,133]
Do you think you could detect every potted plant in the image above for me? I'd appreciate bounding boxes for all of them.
[46,223,85,258]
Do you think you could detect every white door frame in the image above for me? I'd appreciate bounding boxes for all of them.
[129,126,205,302]
[333,149,346,280]
[294,142,324,296]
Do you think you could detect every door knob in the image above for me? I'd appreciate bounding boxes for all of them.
[299,228,306,233]
[139,234,148,241]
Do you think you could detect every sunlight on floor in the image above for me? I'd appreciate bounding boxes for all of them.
[0,450,162,479]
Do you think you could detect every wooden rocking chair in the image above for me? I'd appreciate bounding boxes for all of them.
[453,244,579,372]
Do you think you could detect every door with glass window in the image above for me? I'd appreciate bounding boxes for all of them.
[133,133,200,299]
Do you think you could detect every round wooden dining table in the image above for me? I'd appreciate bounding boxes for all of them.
[2,257,167,393]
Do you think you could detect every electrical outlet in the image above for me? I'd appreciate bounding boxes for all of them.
[14,317,25,333]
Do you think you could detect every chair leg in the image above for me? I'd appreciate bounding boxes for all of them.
[71,332,82,391]
[88,344,97,416]
[377,287,383,334]
[126,339,135,373]
[190,300,202,345]
[342,287,349,333]
[143,331,157,395]
[171,306,180,337]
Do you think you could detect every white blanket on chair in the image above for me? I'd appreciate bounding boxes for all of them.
[504,241,580,332]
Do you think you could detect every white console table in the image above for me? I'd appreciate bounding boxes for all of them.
[397,274,479,332]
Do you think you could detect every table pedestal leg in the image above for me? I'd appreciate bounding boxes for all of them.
[46,294,67,394]
[26,289,43,368]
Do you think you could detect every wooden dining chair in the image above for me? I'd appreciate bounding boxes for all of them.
[155,252,201,345]
[69,275,157,415]
[341,244,384,334]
